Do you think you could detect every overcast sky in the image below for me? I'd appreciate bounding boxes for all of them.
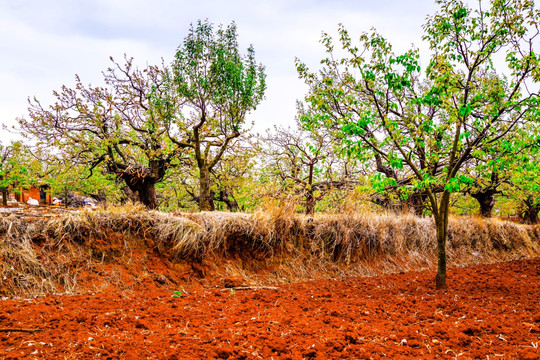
[0,0,439,143]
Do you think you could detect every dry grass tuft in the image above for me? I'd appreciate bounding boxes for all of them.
[447,216,540,264]
[1,203,539,297]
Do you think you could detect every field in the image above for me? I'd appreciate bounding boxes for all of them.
[0,258,538,359]
[3,0,540,358]
[1,206,539,359]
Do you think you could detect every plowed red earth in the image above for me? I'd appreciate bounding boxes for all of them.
[1,258,539,360]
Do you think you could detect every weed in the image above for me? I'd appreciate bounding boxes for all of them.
[172,290,182,298]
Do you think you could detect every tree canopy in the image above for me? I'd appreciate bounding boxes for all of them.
[262,116,361,214]
[19,56,183,209]
[18,20,266,211]
[170,20,266,211]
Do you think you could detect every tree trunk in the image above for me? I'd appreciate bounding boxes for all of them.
[471,190,496,218]
[137,182,158,210]
[435,191,450,290]
[522,197,539,225]
[122,175,159,210]
[117,160,166,210]
[305,189,316,215]
[198,166,213,211]
[217,190,239,212]
[1,189,7,207]
[523,207,539,224]
[121,185,140,204]
[435,219,448,289]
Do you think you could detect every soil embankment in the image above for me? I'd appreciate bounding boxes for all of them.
[1,205,539,297]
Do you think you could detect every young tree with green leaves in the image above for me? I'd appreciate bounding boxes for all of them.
[297,0,539,288]
[170,20,266,211]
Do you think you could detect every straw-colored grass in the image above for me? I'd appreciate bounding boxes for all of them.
[1,203,539,297]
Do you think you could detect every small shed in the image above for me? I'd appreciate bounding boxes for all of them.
[14,185,52,205]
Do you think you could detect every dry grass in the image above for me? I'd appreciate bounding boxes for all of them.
[1,203,539,297]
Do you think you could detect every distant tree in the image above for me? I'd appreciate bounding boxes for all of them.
[462,149,511,218]
[170,20,266,211]
[516,168,540,224]
[19,56,186,209]
[46,157,123,206]
[365,154,440,215]
[469,170,501,217]
[166,137,257,212]
[0,142,15,206]
[18,20,265,211]
[460,118,540,218]
[297,0,540,288]
[0,141,42,205]
[208,139,258,212]
[262,118,361,215]
[459,151,506,218]
[510,136,540,224]
[0,141,22,206]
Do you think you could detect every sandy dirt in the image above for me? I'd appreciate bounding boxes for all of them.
[0,258,539,360]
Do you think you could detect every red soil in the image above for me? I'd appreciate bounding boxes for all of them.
[1,258,539,360]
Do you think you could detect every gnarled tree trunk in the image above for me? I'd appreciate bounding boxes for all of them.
[471,189,497,218]
[522,197,539,225]
[122,175,158,210]
[118,160,166,210]
[216,189,238,212]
